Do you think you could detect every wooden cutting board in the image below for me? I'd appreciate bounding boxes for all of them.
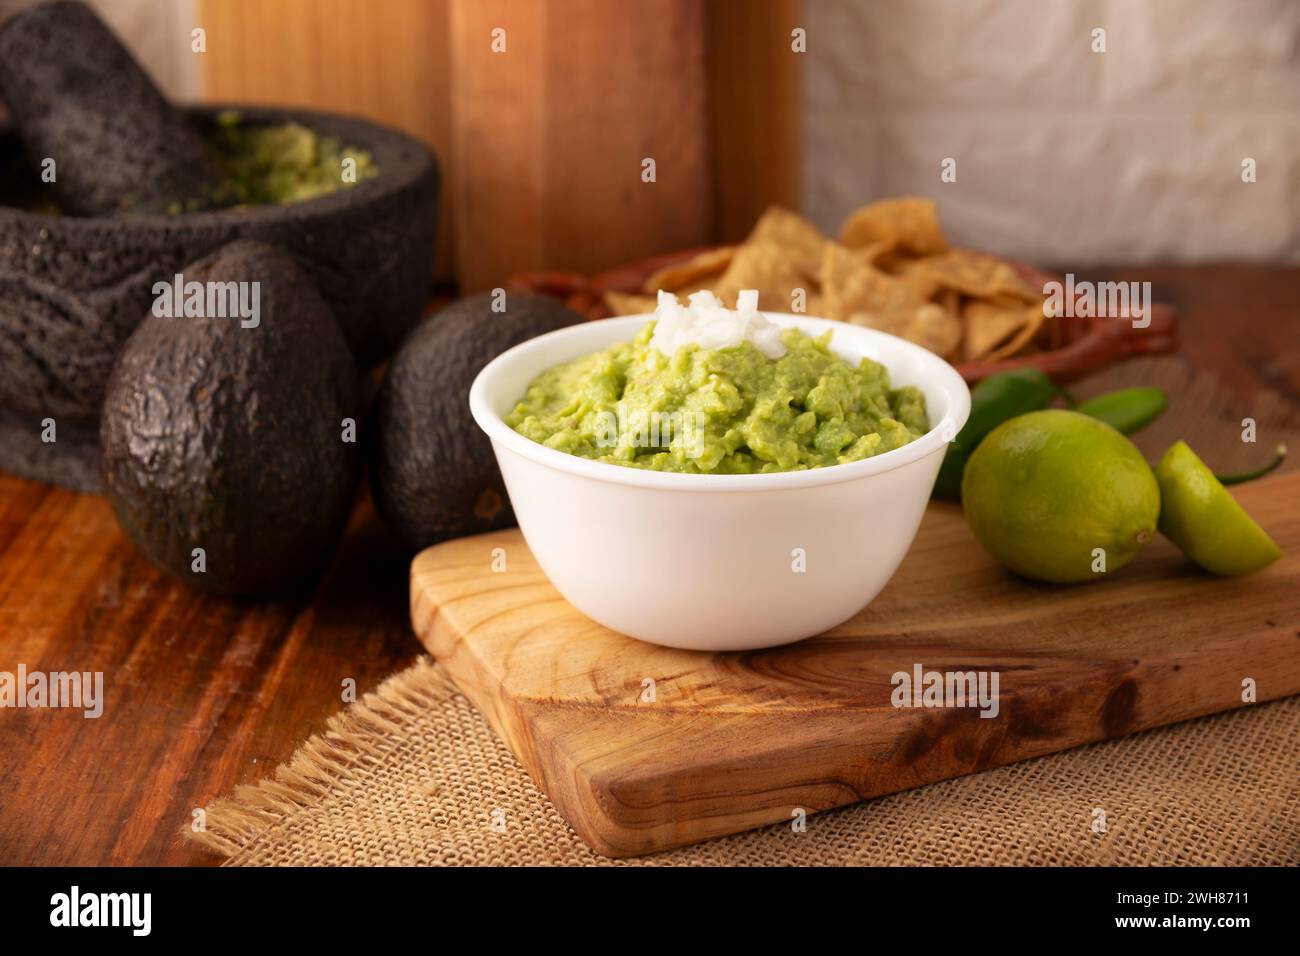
[411,472,1300,858]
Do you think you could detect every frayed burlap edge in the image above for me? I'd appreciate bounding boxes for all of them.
[187,656,453,860]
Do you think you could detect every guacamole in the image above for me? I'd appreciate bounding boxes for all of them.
[205,112,378,208]
[506,323,931,474]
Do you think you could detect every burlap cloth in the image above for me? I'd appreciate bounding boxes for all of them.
[189,357,1300,865]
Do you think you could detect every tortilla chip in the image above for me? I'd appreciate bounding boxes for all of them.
[913,250,1039,302]
[820,241,928,323]
[711,241,809,311]
[849,303,962,360]
[854,238,898,268]
[897,268,941,303]
[604,290,658,316]
[962,301,1046,362]
[642,246,735,295]
[872,248,912,275]
[744,206,826,279]
[839,197,948,257]
[994,304,1047,360]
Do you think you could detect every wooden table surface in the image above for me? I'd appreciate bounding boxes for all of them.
[0,265,1297,866]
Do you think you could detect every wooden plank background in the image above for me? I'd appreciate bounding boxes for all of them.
[706,0,804,242]
[447,0,711,290]
[198,0,803,291]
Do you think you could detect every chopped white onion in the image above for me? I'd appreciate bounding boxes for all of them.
[648,289,787,359]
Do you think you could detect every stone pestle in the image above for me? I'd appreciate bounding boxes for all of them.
[0,0,226,216]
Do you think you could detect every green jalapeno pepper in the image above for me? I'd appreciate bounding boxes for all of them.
[1215,444,1287,485]
[1074,387,1168,435]
[933,368,1055,500]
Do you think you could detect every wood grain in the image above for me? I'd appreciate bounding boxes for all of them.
[198,0,454,278]
[411,473,1300,857]
[706,0,804,241]
[198,0,803,289]
[447,0,711,291]
[0,484,419,865]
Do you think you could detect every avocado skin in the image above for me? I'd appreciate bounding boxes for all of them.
[370,291,583,552]
[98,240,361,595]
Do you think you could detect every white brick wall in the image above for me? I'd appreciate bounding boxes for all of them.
[803,0,1300,265]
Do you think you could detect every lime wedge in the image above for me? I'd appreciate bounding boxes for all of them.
[1155,441,1282,576]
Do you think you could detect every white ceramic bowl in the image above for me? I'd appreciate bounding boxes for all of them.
[470,313,971,651]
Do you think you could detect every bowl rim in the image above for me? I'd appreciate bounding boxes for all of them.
[470,312,972,493]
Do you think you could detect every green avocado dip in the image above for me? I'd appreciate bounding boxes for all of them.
[506,320,931,475]
[203,111,378,208]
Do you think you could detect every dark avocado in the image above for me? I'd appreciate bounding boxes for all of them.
[370,291,583,551]
[98,240,361,595]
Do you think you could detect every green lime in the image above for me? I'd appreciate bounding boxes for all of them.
[1155,440,1281,575]
[962,409,1160,583]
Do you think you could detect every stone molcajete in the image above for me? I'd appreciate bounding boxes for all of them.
[0,104,439,491]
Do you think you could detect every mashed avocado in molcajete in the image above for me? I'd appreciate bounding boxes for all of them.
[506,311,931,475]
[202,111,378,208]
